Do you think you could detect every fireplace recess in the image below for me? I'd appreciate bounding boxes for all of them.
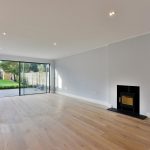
[108,85,147,119]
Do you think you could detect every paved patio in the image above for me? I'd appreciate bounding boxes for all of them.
[0,88,46,98]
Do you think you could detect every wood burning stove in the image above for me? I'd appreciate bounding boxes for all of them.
[108,85,147,119]
[120,94,134,106]
[117,85,139,115]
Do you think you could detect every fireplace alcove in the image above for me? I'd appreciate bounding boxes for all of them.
[108,85,147,120]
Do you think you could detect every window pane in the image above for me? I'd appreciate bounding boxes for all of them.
[0,60,19,97]
[20,62,50,95]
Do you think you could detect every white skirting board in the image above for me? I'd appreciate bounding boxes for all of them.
[147,113,150,118]
[56,91,111,108]
[56,91,150,118]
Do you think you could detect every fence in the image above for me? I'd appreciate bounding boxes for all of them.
[21,72,49,86]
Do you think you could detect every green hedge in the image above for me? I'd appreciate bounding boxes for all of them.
[0,85,34,89]
[0,86,34,90]
[0,80,38,89]
[0,86,19,89]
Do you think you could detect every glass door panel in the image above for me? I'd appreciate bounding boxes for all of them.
[20,62,50,95]
[0,60,19,97]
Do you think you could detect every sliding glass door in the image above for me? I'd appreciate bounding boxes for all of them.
[0,60,50,97]
[20,62,50,95]
[0,60,19,97]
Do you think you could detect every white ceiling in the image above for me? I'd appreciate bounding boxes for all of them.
[0,0,150,59]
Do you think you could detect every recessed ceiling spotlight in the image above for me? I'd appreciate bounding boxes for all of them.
[53,42,57,46]
[2,32,7,36]
[109,11,116,17]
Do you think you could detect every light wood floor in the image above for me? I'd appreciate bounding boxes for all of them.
[0,94,150,150]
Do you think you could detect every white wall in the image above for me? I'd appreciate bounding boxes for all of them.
[55,33,150,116]
[108,34,150,115]
[55,47,109,106]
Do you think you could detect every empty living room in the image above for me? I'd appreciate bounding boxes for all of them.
[0,0,150,150]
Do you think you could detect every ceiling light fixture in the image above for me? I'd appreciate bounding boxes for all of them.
[2,32,7,36]
[53,42,57,46]
[109,11,116,17]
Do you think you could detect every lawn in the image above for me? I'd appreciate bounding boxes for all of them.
[0,80,19,89]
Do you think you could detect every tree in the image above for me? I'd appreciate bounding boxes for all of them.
[20,63,30,73]
[30,63,38,72]
[0,61,19,81]
[38,64,46,72]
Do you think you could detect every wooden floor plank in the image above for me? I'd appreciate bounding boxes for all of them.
[0,94,150,150]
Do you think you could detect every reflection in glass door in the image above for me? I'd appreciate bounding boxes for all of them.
[20,62,50,95]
